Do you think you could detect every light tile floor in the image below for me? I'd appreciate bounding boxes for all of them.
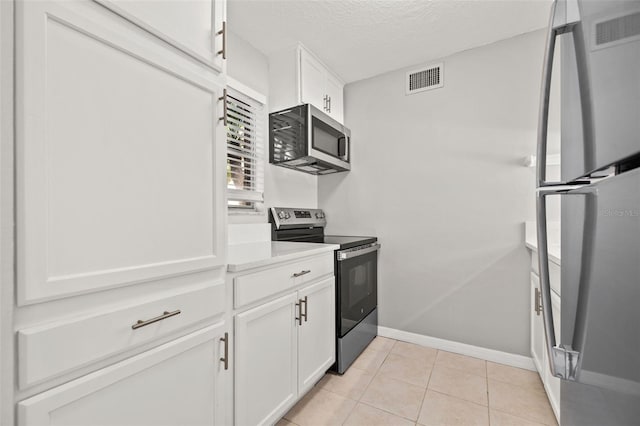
[277,337,558,426]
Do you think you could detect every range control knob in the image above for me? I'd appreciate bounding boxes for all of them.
[284,212,291,219]
[315,212,325,219]
[278,211,286,220]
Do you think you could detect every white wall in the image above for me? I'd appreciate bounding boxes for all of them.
[226,31,317,218]
[318,30,560,356]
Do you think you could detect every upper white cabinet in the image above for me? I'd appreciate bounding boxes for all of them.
[269,44,345,122]
[94,0,227,72]
[15,0,227,305]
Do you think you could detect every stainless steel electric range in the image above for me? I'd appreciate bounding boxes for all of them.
[269,207,380,374]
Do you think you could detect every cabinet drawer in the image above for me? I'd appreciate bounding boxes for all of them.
[18,324,225,426]
[18,281,224,389]
[234,253,333,308]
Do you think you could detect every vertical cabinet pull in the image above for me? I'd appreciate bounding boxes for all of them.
[219,88,227,126]
[216,21,226,60]
[295,299,303,325]
[534,287,542,315]
[301,296,308,322]
[220,332,229,370]
[327,96,331,113]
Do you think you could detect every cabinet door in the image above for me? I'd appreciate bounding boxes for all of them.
[16,0,227,305]
[235,293,298,426]
[325,72,344,122]
[94,0,226,72]
[18,323,229,426]
[544,290,561,420]
[299,48,327,111]
[530,273,545,374]
[298,276,336,395]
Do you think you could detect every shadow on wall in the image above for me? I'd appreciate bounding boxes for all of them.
[383,244,531,355]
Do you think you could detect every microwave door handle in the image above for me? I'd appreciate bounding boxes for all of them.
[338,136,348,159]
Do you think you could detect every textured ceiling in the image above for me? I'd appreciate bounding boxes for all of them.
[228,0,553,83]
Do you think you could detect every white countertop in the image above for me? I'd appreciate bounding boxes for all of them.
[227,241,340,272]
[525,221,561,265]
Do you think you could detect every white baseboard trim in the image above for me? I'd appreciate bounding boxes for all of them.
[378,326,536,371]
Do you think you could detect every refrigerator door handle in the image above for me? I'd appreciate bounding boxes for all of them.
[537,0,581,187]
[536,184,596,381]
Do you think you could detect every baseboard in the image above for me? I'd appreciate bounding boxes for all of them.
[378,326,536,371]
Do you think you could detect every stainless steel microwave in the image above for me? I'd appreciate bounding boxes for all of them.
[269,104,350,174]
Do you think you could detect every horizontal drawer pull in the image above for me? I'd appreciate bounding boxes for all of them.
[132,309,181,330]
[292,270,311,278]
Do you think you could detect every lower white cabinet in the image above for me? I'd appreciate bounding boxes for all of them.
[530,260,561,423]
[235,276,335,426]
[298,278,336,396]
[17,322,230,426]
[530,273,545,373]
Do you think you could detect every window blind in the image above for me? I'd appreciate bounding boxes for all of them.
[226,88,264,211]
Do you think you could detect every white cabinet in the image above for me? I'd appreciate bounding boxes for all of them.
[545,290,561,414]
[529,253,561,424]
[530,273,545,373]
[298,278,336,396]
[94,0,227,72]
[18,323,230,426]
[235,293,298,426]
[11,1,230,425]
[299,48,344,121]
[16,0,227,305]
[234,275,336,426]
[269,44,345,122]
[324,71,344,123]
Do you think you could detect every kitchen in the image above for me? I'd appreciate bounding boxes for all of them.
[0,0,638,426]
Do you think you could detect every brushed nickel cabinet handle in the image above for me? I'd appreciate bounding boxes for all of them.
[295,299,303,325]
[301,296,308,322]
[328,96,331,113]
[131,309,181,330]
[534,287,542,316]
[292,269,311,278]
[216,21,226,59]
[219,88,227,126]
[220,332,229,370]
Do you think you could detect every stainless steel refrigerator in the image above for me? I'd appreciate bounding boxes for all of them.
[536,0,640,425]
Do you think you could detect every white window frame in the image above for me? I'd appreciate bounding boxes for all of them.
[226,78,267,215]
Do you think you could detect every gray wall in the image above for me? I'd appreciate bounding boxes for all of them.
[318,30,560,356]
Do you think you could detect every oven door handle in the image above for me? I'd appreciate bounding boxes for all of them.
[337,243,381,261]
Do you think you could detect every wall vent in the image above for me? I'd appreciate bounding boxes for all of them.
[406,63,443,95]
[594,11,640,47]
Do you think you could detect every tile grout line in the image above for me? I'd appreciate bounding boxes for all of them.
[486,359,491,426]
[340,338,396,425]
[414,348,438,426]
[349,338,428,424]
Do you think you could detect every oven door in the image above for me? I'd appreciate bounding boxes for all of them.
[337,244,379,337]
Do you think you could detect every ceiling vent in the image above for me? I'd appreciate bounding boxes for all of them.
[406,63,443,95]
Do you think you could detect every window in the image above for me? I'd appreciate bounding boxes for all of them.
[226,86,265,212]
